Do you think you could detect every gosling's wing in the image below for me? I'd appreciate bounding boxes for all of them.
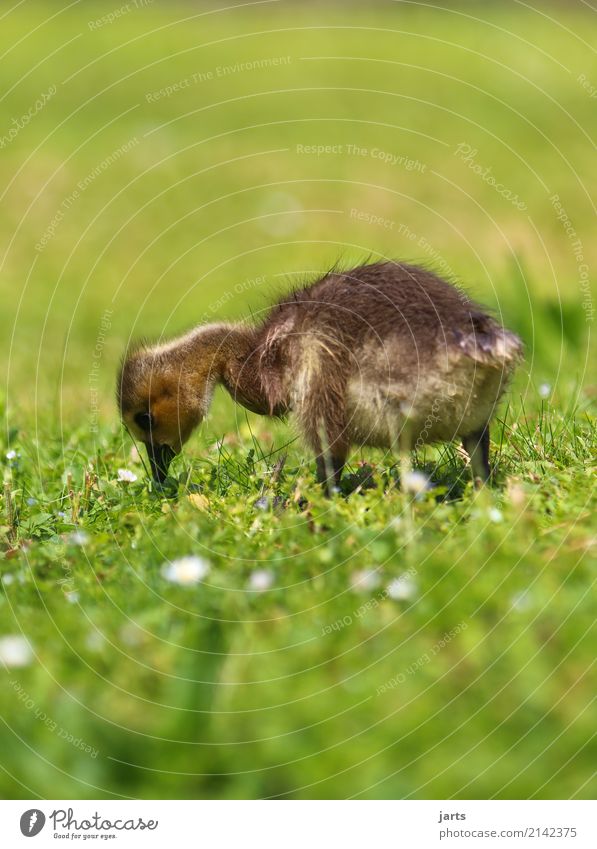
[452,311,523,367]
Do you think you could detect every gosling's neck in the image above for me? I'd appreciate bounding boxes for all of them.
[174,323,273,416]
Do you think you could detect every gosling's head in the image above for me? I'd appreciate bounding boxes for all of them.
[117,342,214,482]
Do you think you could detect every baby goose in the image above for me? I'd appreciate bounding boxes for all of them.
[117,261,522,489]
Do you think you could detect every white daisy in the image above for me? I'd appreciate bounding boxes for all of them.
[0,635,33,668]
[350,569,381,592]
[387,574,417,601]
[248,569,274,591]
[511,591,532,612]
[5,450,17,460]
[402,470,430,496]
[69,530,89,546]
[162,555,210,586]
[117,468,137,483]
[538,383,551,398]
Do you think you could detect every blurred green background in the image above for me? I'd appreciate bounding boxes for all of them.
[2,0,595,414]
[0,1,595,800]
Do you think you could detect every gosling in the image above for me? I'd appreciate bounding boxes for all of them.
[117,261,522,489]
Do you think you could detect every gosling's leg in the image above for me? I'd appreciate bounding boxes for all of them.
[462,424,491,484]
[312,420,348,495]
[315,451,346,494]
[398,421,413,493]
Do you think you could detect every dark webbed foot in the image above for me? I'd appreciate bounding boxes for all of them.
[462,424,491,484]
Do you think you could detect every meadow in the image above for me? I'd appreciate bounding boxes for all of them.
[0,1,595,799]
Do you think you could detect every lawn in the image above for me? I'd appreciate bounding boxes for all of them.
[0,1,595,799]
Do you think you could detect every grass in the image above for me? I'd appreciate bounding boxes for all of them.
[0,1,595,799]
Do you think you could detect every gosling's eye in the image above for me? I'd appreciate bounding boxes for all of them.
[134,411,153,432]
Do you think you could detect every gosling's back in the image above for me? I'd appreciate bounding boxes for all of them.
[256,261,522,446]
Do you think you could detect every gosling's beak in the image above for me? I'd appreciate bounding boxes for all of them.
[145,443,176,483]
